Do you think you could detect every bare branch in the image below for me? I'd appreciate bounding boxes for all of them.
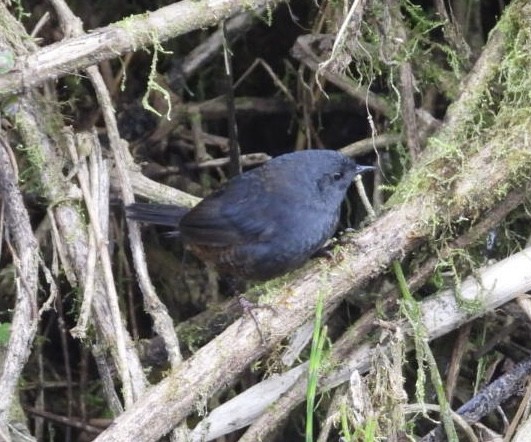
[0,0,282,98]
[0,137,39,432]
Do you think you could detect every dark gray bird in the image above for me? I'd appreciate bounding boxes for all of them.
[126,150,374,280]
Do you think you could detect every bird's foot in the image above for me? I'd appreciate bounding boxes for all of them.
[237,295,277,346]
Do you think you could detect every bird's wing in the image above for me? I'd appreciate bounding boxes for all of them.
[179,170,277,246]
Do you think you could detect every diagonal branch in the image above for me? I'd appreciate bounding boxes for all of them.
[0,0,282,98]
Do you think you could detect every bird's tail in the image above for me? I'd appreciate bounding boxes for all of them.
[125,203,190,227]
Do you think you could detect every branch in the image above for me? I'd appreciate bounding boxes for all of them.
[0,0,282,98]
[0,8,149,405]
[204,244,531,441]
[0,137,39,432]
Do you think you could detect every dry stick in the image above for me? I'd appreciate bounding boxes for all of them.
[24,406,105,435]
[126,170,200,207]
[354,174,376,219]
[70,228,97,334]
[340,133,402,157]
[86,52,134,129]
[182,9,267,78]
[398,61,420,158]
[190,111,211,164]
[296,1,337,150]
[516,295,531,321]
[92,344,124,417]
[433,0,472,67]
[421,356,531,442]
[29,11,51,38]
[445,323,472,402]
[46,206,77,286]
[70,132,107,337]
[48,0,184,369]
[292,34,391,117]
[317,0,366,74]
[54,289,74,442]
[191,152,271,169]
[0,137,40,430]
[404,404,478,442]
[63,130,134,407]
[38,255,60,315]
[151,95,297,124]
[512,400,531,442]
[296,65,313,149]
[35,347,45,440]
[233,58,297,104]
[504,378,531,442]
[0,5,148,402]
[388,0,421,160]
[222,21,241,177]
[0,0,283,98]
[181,130,230,153]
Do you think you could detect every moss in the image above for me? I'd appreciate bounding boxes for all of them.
[11,98,72,202]
[389,0,531,216]
[378,6,531,379]
[179,322,209,353]
[114,13,150,52]
[0,322,10,345]
[114,19,174,119]
[141,32,173,119]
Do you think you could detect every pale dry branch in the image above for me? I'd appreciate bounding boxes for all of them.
[0,0,282,98]
[0,5,149,406]
[237,243,531,441]
[0,137,40,434]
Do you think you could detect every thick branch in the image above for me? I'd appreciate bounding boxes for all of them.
[0,0,282,98]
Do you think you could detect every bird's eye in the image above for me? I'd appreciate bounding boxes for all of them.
[332,172,343,181]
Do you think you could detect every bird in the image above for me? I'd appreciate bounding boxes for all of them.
[126,149,374,281]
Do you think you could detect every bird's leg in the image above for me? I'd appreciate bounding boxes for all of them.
[226,277,276,345]
[314,229,359,263]
[312,237,339,261]
[237,294,276,346]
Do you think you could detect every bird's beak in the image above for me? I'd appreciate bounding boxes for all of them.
[354,164,376,175]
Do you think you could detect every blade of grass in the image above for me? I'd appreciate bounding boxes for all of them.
[393,260,458,441]
[306,292,327,442]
